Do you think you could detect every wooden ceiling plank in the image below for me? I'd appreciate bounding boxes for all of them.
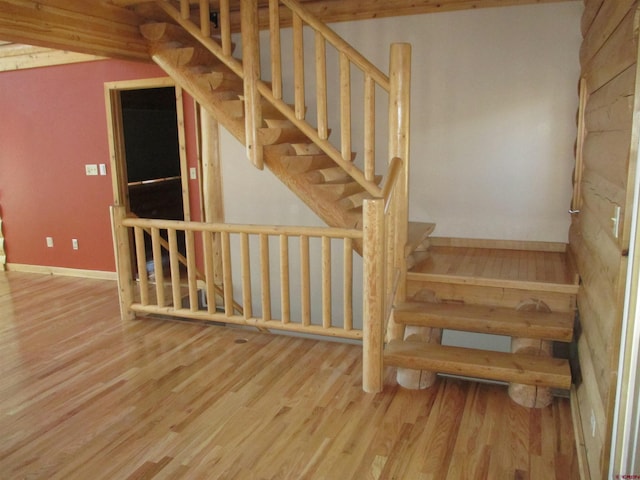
[0,0,149,60]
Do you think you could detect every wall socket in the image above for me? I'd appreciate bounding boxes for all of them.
[85,164,98,176]
[72,239,79,250]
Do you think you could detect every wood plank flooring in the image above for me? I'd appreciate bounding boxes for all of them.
[0,272,579,479]
[412,246,576,285]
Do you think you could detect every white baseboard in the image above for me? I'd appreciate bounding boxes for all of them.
[6,263,117,280]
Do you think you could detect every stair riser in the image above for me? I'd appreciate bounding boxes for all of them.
[406,279,577,313]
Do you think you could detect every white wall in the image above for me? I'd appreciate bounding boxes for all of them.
[222,2,583,243]
[218,3,583,333]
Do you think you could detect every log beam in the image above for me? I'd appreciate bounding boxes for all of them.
[0,0,150,61]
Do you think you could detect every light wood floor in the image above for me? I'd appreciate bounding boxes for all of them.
[412,246,577,285]
[0,272,579,479]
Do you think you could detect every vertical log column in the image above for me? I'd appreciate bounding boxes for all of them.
[241,0,263,169]
[363,198,385,393]
[508,301,554,408]
[110,205,136,320]
[388,43,441,390]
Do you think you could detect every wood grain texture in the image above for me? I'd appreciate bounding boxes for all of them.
[0,271,580,479]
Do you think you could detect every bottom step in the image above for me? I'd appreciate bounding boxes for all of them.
[384,340,571,389]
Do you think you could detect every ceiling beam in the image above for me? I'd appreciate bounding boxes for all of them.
[0,0,150,61]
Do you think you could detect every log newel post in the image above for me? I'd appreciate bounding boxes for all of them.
[386,42,411,343]
[363,198,385,393]
[110,205,136,321]
[241,0,264,169]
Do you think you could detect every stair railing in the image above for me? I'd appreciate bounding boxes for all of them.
[111,205,363,339]
[154,0,408,199]
[362,157,405,393]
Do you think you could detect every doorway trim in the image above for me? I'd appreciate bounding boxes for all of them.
[104,77,192,220]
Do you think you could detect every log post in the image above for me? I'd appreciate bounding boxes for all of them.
[363,198,385,393]
[240,0,263,169]
[110,205,136,321]
[508,338,554,408]
[386,42,411,343]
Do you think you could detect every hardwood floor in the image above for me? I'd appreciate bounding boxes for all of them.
[0,272,579,479]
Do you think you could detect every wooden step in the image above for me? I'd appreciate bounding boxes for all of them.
[222,98,290,119]
[279,154,336,174]
[161,46,218,67]
[193,69,243,92]
[258,127,310,146]
[304,166,351,184]
[384,340,571,389]
[314,181,364,200]
[291,143,323,155]
[338,191,371,210]
[405,221,436,256]
[140,22,193,44]
[394,302,574,342]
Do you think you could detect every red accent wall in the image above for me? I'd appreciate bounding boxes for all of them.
[0,59,200,272]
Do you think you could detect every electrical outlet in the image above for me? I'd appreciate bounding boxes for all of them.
[189,167,197,180]
[591,410,596,437]
[46,237,54,248]
[99,164,107,176]
[85,164,98,176]
[72,238,79,250]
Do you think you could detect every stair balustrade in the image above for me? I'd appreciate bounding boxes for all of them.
[153,0,407,199]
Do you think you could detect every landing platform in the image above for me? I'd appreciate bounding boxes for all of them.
[410,239,579,287]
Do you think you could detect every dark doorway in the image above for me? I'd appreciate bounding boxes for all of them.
[120,87,184,222]
[119,86,186,274]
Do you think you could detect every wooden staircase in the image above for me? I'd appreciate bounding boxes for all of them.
[139,21,371,234]
[124,0,577,405]
[384,243,579,407]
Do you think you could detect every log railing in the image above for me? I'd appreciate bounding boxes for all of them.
[111,205,364,339]
[155,0,403,197]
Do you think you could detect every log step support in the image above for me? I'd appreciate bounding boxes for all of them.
[384,340,571,390]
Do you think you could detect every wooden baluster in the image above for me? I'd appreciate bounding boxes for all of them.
[340,52,351,161]
[241,0,263,169]
[363,198,385,393]
[293,12,305,120]
[280,234,290,324]
[110,205,135,320]
[180,0,190,20]
[315,31,328,139]
[199,0,211,37]
[364,74,375,179]
[269,0,282,99]
[343,237,353,331]
[386,43,411,343]
[240,232,252,319]
[203,231,218,314]
[133,226,149,306]
[221,231,233,315]
[300,235,311,326]
[260,233,271,322]
[220,0,231,56]
[151,227,165,308]
[322,236,331,329]
[186,230,199,312]
[168,228,182,309]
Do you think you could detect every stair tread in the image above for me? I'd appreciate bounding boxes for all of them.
[384,340,571,389]
[394,302,574,342]
[406,221,436,255]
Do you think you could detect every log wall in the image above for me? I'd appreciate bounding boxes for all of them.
[569,1,640,477]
